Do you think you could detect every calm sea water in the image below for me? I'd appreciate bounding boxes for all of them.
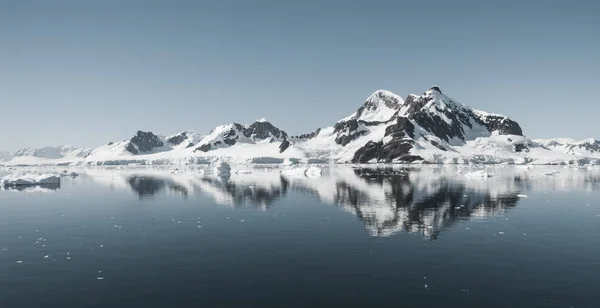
[1,166,599,308]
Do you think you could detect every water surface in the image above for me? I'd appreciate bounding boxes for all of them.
[1,166,599,307]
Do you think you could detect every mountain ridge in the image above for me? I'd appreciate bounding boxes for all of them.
[2,86,598,166]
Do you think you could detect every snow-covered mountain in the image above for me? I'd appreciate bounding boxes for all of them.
[193,119,288,153]
[0,151,13,162]
[85,130,205,159]
[2,85,598,166]
[532,138,600,157]
[1,146,92,165]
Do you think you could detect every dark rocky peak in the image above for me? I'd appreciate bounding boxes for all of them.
[126,130,164,155]
[292,128,321,140]
[344,90,404,123]
[476,114,523,136]
[244,120,288,141]
[428,85,442,94]
[220,123,244,138]
[167,132,188,146]
[356,90,403,118]
[570,139,600,153]
[402,87,523,142]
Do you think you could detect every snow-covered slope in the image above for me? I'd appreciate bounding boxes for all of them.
[1,146,92,165]
[84,130,205,162]
[532,138,600,157]
[3,85,598,166]
[193,120,288,153]
[0,151,13,162]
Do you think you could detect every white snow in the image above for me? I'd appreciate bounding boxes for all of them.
[2,87,599,167]
[465,170,493,179]
[341,90,404,123]
[2,172,60,186]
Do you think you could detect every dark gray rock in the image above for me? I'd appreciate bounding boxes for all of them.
[293,128,321,140]
[333,120,368,146]
[279,139,290,153]
[352,140,421,163]
[244,121,288,140]
[570,139,600,153]
[126,131,164,155]
[352,117,420,163]
[478,115,523,136]
[223,139,236,146]
[194,121,288,153]
[167,132,187,146]
[515,144,529,152]
[195,143,211,152]
[403,89,523,145]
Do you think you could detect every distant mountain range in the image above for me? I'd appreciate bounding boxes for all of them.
[2,86,599,166]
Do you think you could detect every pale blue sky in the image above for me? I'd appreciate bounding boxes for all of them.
[1,0,599,150]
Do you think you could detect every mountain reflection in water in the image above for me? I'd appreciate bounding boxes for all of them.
[107,165,600,239]
[12,165,598,239]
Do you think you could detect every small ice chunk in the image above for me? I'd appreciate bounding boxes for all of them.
[16,260,23,264]
[306,166,322,178]
[44,255,49,259]
[465,170,493,179]
[97,277,105,280]
[517,194,528,198]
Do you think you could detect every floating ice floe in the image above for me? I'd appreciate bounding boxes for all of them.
[305,166,322,178]
[542,170,558,176]
[517,194,528,198]
[465,170,493,179]
[2,172,60,187]
[60,170,78,177]
[280,166,322,178]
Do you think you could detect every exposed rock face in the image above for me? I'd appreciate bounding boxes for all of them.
[244,121,288,140]
[331,90,405,147]
[196,143,212,152]
[292,128,321,140]
[194,121,288,153]
[407,87,523,143]
[167,132,187,146]
[279,138,290,153]
[515,144,529,152]
[350,87,524,163]
[126,131,164,155]
[478,115,523,136]
[353,117,420,163]
[569,139,600,154]
[333,120,368,146]
[352,90,403,122]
